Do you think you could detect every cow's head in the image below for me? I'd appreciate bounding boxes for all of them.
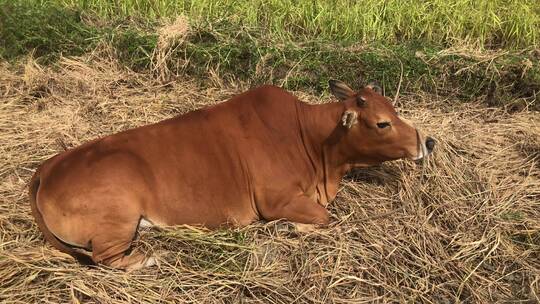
[329,79,434,164]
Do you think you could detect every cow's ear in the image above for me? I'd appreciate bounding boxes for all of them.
[329,79,355,101]
[341,110,358,129]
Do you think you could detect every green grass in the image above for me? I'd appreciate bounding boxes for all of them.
[0,1,99,61]
[180,31,539,108]
[54,0,540,49]
[1,0,539,109]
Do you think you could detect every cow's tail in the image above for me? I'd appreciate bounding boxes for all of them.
[29,168,95,265]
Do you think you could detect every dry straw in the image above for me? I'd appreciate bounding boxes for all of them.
[0,48,539,303]
[151,16,190,83]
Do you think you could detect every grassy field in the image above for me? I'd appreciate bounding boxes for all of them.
[2,0,539,109]
[43,0,540,48]
[0,0,539,303]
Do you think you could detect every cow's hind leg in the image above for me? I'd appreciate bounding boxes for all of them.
[90,217,154,271]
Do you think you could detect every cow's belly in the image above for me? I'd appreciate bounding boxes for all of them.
[141,209,258,230]
[140,171,258,229]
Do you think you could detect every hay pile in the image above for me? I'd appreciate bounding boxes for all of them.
[0,52,539,303]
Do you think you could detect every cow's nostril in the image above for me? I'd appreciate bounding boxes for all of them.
[425,137,435,151]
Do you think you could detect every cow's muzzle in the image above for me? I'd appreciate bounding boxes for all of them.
[413,130,435,160]
[425,137,435,152]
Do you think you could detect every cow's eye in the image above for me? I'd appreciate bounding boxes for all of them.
[377,122,391,129]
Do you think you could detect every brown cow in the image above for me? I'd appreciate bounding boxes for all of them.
[29,80,434,270]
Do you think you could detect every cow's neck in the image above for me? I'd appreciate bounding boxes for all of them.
[299,101,352,205]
